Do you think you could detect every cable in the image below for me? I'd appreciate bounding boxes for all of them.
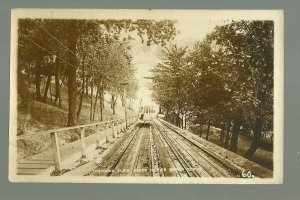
[41,27,80,60]
[22,31,131,87]
[21,36,77,69]
[33,37,64,62]
[34,30,78,62]
[41,27,116,84]
[42,27,97,71]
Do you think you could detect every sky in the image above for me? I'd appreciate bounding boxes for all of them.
[130,19,225,111]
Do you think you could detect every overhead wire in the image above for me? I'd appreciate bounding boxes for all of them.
[41,27,81,61]
[41,27,127,86]
[35,30,79,63]
[32,33,67,64]
[22,28,131,87]
[21,36,77,69]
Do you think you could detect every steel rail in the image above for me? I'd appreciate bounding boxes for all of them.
[164,126,228,177]
[155,124,200,177]
[106,127,140,176]
[158,119,244,175]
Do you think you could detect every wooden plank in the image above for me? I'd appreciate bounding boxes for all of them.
[50,131,62,171]
[19,160,54,164]
[17,173,36,175]
[17,168,46,175]
[18,163,53,168]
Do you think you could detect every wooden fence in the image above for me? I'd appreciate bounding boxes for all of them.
[17,116,138,172]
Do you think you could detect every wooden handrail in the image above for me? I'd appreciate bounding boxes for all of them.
[17,115,138,172]
[17,118,128,140]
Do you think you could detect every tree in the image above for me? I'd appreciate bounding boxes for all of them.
[187,39,232,141]
[65,19,176,125]
[151,20,274,160]
[207,20,274,157]
[18,19,177,127]
[151,45,190,127]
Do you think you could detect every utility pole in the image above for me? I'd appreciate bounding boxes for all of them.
[137,98,142,121]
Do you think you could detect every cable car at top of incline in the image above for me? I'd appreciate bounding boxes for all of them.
[137,105,156,127]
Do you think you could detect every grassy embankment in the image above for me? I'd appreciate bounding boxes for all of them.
[17,83,135,159]
[189,125,273,170]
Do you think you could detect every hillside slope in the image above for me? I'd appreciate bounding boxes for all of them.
[17,84,136,159]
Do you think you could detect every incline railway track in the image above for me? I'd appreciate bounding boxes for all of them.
[86,118,270,178]
[90,125,158,177]
[148,126,164,177]
[154,120,236,177]
[89,127,141,176]
[154,124,201,177]
[131,127,149,176]
[106,127,141,176]
[157,119,247,176]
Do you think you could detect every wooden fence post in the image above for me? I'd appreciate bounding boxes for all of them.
[96,125,101,149]
[116,121,119,134]
[106,122,109,143]
[80,127,86,158]
[112,121,115,138]
[50,132,62,171]
[119,120,121,133]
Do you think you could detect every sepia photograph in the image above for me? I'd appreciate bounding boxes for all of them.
[9,9,283,183]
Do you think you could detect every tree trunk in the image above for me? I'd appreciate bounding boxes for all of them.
[76,53,86,119]
[219,122,225,142]
[111,95,117,115]
[245,117,262,159]
[129,98,132,109]
[184,113,187,130]
[49,80,53,103]
[67,20,78,126]
[85,77,89,95]
[100,105,103,121]
[99,85,104,121]
[99,93,103,121]
[224,120,231,149]
[43,74,51,102]
[54,63,61,108]
[77,89,84,120]
[206,120,211,141]
[176,110,180,127]
[18,67,32,135]
[90,75,94,121]
[230,118,241,153]
[111,95,114,109]
[35,62,42,101]
[60,74,66,88]
[77,79,85,120]
[92,86,99,121]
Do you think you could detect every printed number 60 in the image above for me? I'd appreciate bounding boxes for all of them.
[242,170,254,178]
